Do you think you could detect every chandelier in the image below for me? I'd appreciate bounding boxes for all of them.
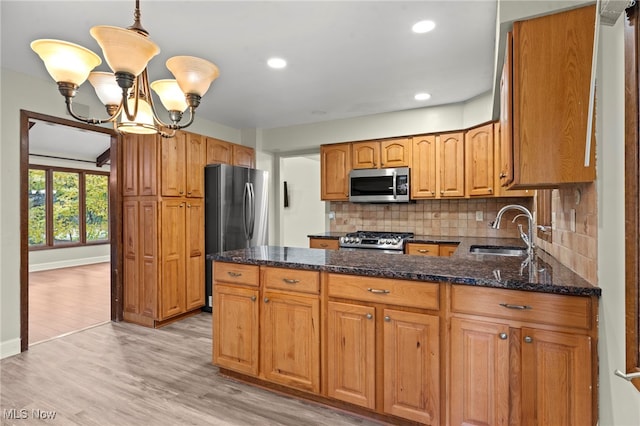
[30,0,219,138]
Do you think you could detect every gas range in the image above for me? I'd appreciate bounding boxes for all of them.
[339,231,414,252]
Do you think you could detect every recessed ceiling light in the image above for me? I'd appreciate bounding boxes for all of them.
[412,20,436,34]
[267,57,287,69]
[414,92,432,101]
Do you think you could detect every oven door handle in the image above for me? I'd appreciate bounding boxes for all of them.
[392,171,397,200]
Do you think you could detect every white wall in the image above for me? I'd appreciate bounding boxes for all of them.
[280,154,324,247]
[596,18,640,426]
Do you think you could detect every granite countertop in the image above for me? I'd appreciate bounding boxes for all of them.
[208,237,601,297]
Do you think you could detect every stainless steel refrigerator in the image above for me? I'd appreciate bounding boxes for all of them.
[204,164,269,311]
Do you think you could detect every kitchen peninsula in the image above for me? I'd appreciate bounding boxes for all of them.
[208,241,600,425]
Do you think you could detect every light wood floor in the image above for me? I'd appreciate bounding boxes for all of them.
[29,262,111,345]
[1,313,381,426]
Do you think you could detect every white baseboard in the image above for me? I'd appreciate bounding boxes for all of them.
[0,338,21,359]
[29,255,110,272]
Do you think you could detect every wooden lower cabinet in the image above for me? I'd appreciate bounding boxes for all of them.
[325,274,440,425]
[261,290,320,393]
[450,285,596,426]
[383,309,440,425]
[326,301,376,409]
[213,283,259,376]
[211,264,597,426]
[450,318,510,426]
[309,237,340,250]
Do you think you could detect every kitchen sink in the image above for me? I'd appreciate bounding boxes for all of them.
[469,245,528,257]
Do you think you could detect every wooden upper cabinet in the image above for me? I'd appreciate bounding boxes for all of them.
[465,123,495,197]
[321,143,351,201]
[161,132,187,197]
[185,133,205,198]
[352,141,379,169]
[206,137,232,164]
[499,31,515,188]
[509,5,596,188]
[122,133,158,197]
[380,138,411,168]
[439,132,465,198]
[411,135,437,199]
[232,144,255,168]
[494,123,532,197]
[205,137,255,168]
[352,138,411,169]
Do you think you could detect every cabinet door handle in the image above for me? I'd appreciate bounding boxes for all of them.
[384,316,391,322]
[524,336,533,343]
[320,243,328,248]
[488,187,493,193]
[179,190,184,195]
[282,278,300,284]
[366,313,373,320]
[499,333,508,340]
[179,203,184,208]
[227,271,242,277]
[187,191,192,195]
[440,190,445,195]
[499,303,532,310]
[264,297,270,303]
[250,295,256,302]
[187,203,191,208]
[367,288,390,294]
[418,249,430,253]
[499,172,507,178]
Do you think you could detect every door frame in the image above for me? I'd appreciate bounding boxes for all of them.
[19,110,123,352]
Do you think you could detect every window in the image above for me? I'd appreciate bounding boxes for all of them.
[28,165,109,249]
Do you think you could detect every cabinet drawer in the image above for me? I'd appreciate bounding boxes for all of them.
[451,285,592,330]
[309,238,339,250]
[213,262,259,287]
[263,267,320,294]
[327,273,439,310]
[405,243,440,256]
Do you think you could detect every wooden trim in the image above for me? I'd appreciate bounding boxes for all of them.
[19,110,120,352]
[624,4,640,391]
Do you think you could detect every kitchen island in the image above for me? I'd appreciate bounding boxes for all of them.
[208,242,599,425]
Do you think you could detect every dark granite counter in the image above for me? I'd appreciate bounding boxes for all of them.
[208,238,601,297]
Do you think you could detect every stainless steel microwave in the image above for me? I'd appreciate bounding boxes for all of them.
[348,167,410,203]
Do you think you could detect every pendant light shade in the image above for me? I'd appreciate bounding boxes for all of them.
[118,97,157,134]
[90,25,160,76]
[166,56,219,97]
[88,71,123,106]
[30,39,101,86]
[150,79,188,112]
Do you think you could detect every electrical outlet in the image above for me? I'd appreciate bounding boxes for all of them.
[570,209,576,232]
[328,211,335,220]
[475,211,483,222]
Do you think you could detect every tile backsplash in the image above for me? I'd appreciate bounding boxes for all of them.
[329,198,533,238]
[534,183,597,285]
[329,188,597,286]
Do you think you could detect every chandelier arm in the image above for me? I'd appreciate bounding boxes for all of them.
[62,91,120,125]
[171,107,196,130]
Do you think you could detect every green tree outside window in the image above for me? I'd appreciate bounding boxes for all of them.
[28,169,46,246]
[53,171,80,244]
[86,174,109,241]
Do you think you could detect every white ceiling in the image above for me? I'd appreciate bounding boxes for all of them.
[2,0,498,132]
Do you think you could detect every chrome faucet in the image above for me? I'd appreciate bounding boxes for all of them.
[490,204,535,256]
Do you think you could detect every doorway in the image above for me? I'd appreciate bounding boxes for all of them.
[19,110,122,351]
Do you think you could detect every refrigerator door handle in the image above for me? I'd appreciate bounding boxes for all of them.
[243,182,251,241]
[248,182,256,240]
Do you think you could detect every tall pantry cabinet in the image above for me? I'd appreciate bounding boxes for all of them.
[122,131,205,327]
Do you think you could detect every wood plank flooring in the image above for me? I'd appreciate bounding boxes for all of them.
[1,313,382,426]
[28,263,111,345]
